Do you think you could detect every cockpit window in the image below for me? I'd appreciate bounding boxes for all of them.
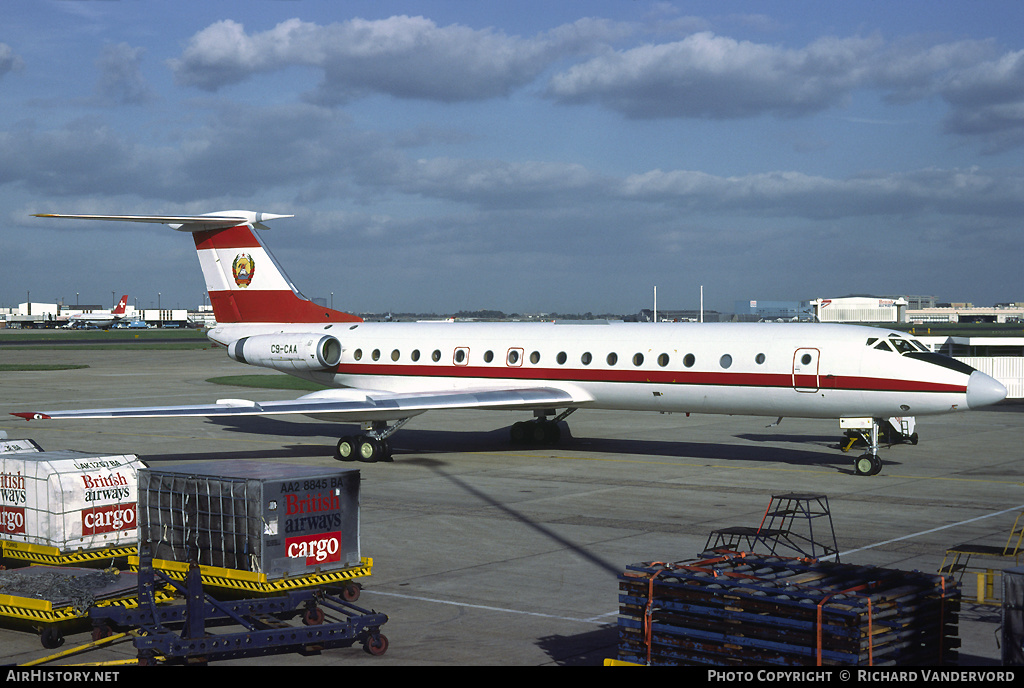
[889,337,917,354]
[871,336,929,355]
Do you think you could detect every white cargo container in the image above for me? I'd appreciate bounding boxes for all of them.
[0,451,146,552]
[0,437,42,454]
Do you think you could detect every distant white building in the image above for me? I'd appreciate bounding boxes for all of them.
[906,304,1024,324]
[811,297,908,323]
[17,302,60,317]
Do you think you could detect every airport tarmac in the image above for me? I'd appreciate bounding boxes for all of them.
[0,346,1021,666]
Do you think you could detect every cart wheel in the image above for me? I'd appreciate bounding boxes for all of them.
[303,606,325,626]
[364,633,389,656]
[40,627,64,649]
[341,583,361,602]
[92,623,113,641]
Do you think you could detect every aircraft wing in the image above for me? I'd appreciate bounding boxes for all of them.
[12,385,589,422]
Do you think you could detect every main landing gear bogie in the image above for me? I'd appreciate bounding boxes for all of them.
[510,419,561,446]
[509,409,575,447]
[336,435,392,463]
[335,418,409,463]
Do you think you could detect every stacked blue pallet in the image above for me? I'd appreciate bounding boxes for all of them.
[617,553,960,666]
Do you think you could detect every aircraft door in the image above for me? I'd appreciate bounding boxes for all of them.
[793,348,820,392]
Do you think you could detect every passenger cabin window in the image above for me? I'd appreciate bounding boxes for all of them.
[683,354,695,368]
[484,350,494,363]
[633,353,644,366]
[657,353,669,367]
[557,352,567,365]
[607,353,618,366]
[581,352,592,365]
[720,354,733,369]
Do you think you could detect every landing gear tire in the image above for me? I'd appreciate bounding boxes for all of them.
[542,422,561,444]
[510,420,561,446]
[854,453,882,476]
[335,435,392,462]
[358,438,392,462]
[336,436,357,461]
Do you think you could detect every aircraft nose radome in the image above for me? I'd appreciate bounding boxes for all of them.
[967,370,1007,409]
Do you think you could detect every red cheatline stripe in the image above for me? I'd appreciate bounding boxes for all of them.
[332,362,967,394]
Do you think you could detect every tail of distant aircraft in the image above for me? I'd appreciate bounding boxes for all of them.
[33,211,361,325]
[113,295,127,315]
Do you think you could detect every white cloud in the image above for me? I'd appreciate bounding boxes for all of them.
[546,32,883,118]
[940,49,1024,151]
[169,16,622,104]
[165,17,1024,153]
[618,166,1024,219]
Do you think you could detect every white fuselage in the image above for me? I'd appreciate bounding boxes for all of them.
[207,320,979,421]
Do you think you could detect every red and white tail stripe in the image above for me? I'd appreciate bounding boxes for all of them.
[32,211,361,324]
[193,222,360,323]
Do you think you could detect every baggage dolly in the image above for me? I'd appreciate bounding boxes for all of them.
[90,547,390,664]
[0,565,173,649]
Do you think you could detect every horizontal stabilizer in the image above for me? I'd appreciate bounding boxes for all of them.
[32,212,292,232]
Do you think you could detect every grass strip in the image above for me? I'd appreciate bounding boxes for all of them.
[206,375,330,391]
[0,364,90,371]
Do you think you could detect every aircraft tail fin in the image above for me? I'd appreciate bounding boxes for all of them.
[112,295,128,315]
[33,212,361,325]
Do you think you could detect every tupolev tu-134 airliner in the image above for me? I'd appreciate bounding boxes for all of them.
[15,211,1007,476]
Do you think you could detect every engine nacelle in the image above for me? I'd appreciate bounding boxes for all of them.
[227,333,342,372]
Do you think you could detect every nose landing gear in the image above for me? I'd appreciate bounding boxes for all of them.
[844,417,884,476]
[854,452,883,477]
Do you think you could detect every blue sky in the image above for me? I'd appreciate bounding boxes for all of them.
[2,1,1023,314]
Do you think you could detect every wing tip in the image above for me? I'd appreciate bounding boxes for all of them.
[11,412,51,421]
